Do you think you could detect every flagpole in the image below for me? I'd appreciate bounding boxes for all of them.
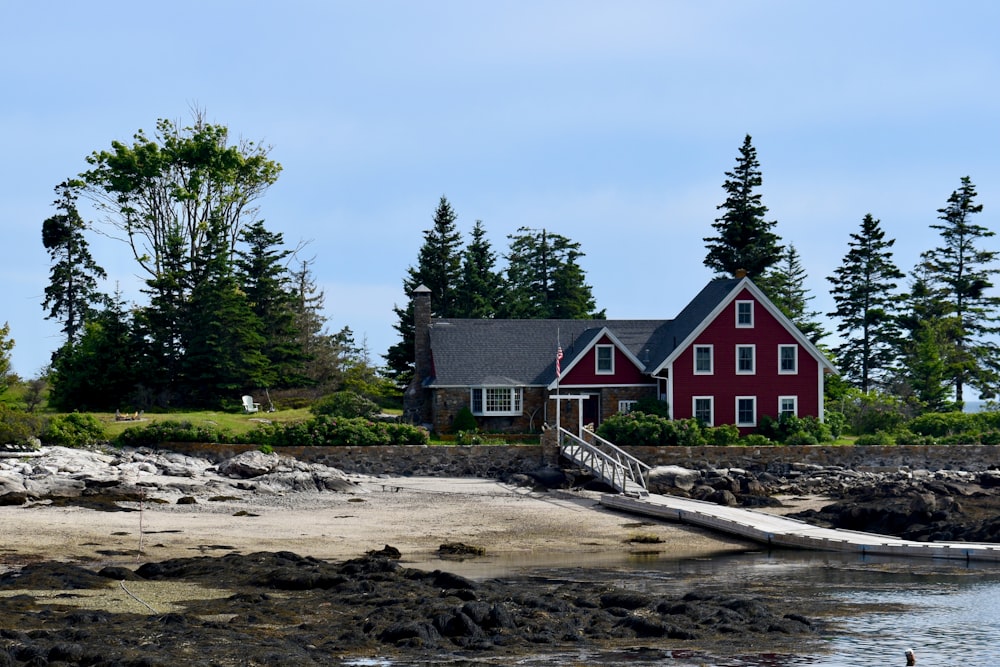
[555,329,562,435]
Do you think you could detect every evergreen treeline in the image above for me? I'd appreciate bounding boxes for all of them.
[384,196,605,386]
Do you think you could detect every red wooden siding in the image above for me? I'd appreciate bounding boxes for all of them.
[559,334,649,385]
[671,289,821,427]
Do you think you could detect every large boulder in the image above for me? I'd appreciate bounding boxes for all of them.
[217,451,282,478]
[647,465,701,493]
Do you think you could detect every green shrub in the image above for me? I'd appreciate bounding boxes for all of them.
[705,423,741,445]
[630,396,670,418]
[451,407,478,433]
[784,430,818,446]
[310,391,379,419]
[824,410,846,440]
[908,411,976,438]
[855,431,894,446]
[115,420,234,447]
[41,413,107,448]
[894,430,937,446]
[245,416,429,448]
[741,433,775,447]
[0,404,42,446]
[673,418,706,446]
[981,430,1000,446]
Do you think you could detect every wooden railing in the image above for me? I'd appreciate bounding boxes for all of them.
[558,427,650,497]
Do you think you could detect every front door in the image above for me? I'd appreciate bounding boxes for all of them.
[582,393,600,427]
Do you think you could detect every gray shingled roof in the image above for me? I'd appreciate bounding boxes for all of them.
[426,278,742,387]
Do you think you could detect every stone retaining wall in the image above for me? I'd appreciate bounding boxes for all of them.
[161,441,1000,476]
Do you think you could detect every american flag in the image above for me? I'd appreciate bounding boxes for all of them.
[556,346,563,378]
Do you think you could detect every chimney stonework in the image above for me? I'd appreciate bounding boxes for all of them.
[404,285,433,425]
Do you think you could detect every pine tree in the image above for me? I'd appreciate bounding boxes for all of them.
[41,183,107,344]
[918,176,1000,404]
[826,214,905,392]
[703,134,783,278]
[454,220,501,318]
[761,244,825,344]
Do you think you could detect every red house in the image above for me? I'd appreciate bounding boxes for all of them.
[405,276,836,434]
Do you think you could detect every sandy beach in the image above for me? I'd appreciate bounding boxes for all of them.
[0,476,755,571]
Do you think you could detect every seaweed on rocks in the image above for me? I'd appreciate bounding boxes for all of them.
[0,549,822,665]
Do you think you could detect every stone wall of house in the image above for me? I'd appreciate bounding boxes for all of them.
[433,387,551,435]
[162,441,1000,476]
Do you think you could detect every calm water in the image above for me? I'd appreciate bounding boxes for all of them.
[349,549,1000,666]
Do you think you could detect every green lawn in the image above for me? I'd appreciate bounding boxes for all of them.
[96,407,313,438]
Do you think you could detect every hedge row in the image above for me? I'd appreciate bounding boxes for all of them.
[115,416,428,449]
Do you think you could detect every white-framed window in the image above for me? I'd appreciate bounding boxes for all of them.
[618,400,637,414]
[693,396,714,426]
[596,344,614,374]
[779,396,798,419]
[736,300,754,328]
[736,344,756,374]
[736,396,757,427]
[778,344,798,374]
[470,387,523,416]
[694,344,714,375]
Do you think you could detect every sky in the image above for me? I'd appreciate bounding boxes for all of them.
[2,1,999,379]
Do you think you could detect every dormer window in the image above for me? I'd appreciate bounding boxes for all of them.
[736,300,754,327]
[596,344,614,374]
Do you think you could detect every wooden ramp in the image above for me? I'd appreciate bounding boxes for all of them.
[558,427,650,498]
[601,492,1000,563]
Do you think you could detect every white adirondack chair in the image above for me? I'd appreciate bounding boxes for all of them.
[241,395,261,413]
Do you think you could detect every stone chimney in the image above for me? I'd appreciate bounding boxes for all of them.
[404,285,433,424]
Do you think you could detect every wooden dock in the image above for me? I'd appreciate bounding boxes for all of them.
[601,492,1000,563]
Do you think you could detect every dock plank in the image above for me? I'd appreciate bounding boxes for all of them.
[601,492,1000,562]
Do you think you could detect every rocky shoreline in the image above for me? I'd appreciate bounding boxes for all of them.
[3,445,1000,665]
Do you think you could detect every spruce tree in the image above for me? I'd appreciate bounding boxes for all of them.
[385,196,465,385]
[500,227,603,319]
[826,214,905,392]
[180,221,268,406]
[235,221,307,387]
[761,244,825,344]
[703,134,782,278]
[454,220,502,318]
[918,176,1000,404]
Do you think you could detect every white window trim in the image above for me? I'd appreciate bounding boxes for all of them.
[693,344,714,375]
[736,396,757,427]
[618,400,637,414]
[736,300,754,328]
[595,344,615,375]
[736,344,756,375]
[469,387,523,417]
[778,344,798,375]
[779,395,798,418]
[692,396,714,426]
